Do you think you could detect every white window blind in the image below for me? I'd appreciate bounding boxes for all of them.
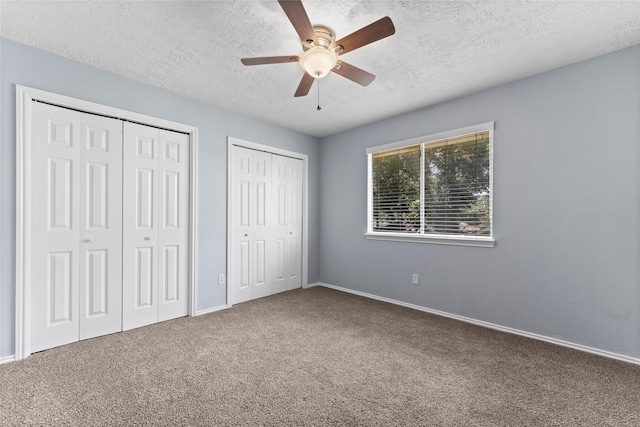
[423,132,491,236]
[367,123,494,246]
[371,145,421,233]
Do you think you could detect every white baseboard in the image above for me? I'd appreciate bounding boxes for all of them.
[0,355,16,365]
[303,282,320,289]
[317,282,640,366]
[196,304,229,316]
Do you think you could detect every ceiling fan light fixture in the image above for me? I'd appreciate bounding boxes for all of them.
[241,2,395,97]
[299,46,337,78]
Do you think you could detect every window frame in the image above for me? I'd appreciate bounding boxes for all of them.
[365,122,495,248]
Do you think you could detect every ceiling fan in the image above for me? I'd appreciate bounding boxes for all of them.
[241,0,395,97]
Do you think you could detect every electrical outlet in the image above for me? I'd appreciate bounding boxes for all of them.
[412,274,419,285]
[218,274,225,285]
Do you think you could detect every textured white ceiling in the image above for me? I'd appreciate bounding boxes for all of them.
[1,1,639,137]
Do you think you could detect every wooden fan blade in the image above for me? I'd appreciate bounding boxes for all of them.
[278,0,317,45]
[333,16,395,55]
[294,73,315,97]
[241,56,299,66]
[332,61,376,86]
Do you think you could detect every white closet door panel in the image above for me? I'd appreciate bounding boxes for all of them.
[286,158,303,290]
[286,235,302,289]
[250,151,272,300]
[158,129,190,322]
[122,122,159,330]
[252,237,270,299]
[236,238,251,301]
[276,238,286,282]
[271,154,288,294]
[251,155,273,300]
[230,146,273,303]
[79,114,123,340]
[136,247,154,305]
[30,102,81,352]
[230,146,253,304]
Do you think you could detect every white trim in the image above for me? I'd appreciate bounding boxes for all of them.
[226,139,233,306]
[226,136,310,307]
[228,136,310,162]
[366,155,373,234]
[303,282,320,289]
[17,86,198,134]
[364,232,495,247]
[196,305,229,316]
[0,355,16,365]
[0,110,2,357]
[419,143,425,234]
[366,122,495,246]
[15,85,199,360]
[15,86,31,360]
[189,128,199,317]
[366,121,495,154]
[488,125,494,242]
[317,282,640,366]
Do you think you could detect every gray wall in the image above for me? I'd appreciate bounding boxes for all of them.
[318,45,640,359]
[0,38,320,358]
[2,37,639,362]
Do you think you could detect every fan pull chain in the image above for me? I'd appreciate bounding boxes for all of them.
[316,79,321,111]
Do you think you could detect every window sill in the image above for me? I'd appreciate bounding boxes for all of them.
[364,232,495,248]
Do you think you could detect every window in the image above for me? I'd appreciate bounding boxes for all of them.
[366,122,494,247]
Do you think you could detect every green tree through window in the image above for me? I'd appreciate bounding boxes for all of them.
[370,131,491,238]
[372,145,421,232]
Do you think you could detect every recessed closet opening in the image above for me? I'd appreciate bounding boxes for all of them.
[15,85,199,360]
[226,137,309,306]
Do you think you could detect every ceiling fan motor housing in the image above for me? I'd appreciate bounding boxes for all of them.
[304,25,336,49]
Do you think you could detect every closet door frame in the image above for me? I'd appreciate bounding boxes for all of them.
[15,85,199,360]
[226,136,309,306]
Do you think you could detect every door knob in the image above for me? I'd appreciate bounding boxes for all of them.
[244,233,248,237]
[83,238,94,243]
[144,237,153,241]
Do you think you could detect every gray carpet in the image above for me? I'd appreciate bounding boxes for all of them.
[1,286,639,426]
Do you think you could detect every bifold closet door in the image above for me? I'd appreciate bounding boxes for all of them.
[122,122,189,331]
[272,154,303,293]
[30,102,123,353]
[230,146,273,304]
[285,156,303,290]
[230,146,303,305]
